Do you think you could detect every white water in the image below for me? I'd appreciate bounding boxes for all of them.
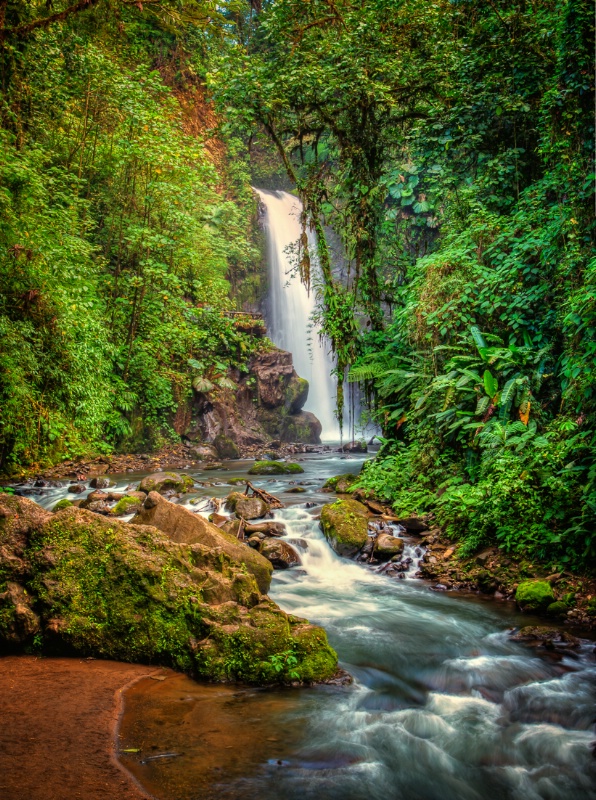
[256,189,341,441]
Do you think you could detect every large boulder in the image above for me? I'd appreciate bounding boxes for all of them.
[0,494,337,684]
[280,411,322,444]
[322,473,358,493]
[225,492,269,520]
[259,539,301,570]
[320,498,369,557]
[138,471,195,494]
[248,460,304,475]
[132,492,272,594]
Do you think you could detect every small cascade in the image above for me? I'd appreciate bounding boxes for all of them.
[256,189,341,441]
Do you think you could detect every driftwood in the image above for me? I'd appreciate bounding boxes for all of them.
[243,480,284,510]
[237,517,246,541]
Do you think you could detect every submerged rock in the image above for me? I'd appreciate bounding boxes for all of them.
[0,494,337,684]
[320,498,369,557]
[139,472,195,494]
[248,461,304,475]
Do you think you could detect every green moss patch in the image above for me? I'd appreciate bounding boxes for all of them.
[515,580,555,610]
[320,498,369,557]
[248,461,304,475]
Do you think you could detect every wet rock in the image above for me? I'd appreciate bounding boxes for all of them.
[375,533,405,559]
[84,500,113,516]
[510,626,580,649]
[287,486,306,494]
[203,462,224,470]
[225,492,269,520]
[89,477,112,490]
[320,498,369,558]
[209,513,229,528]
[515,580,555,611]
[259,539,301,570]
[138,472,195,494]
[546,601,569,618]
[248,461,304,475]
[67,484,86,494]
[338,441,367,453]
[397,517,429,533]
[245,521,286,537]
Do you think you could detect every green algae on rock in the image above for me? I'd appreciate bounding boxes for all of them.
[515,580,555,611]
[0,494,337,684]
[52,498,73,512]
[320,498,369,557]
[248,461,304,475]
[111,495,143,516]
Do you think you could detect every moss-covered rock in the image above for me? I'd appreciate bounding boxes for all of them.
[320,498,369,557]
[0,494,337,684]
[546,601,568,618]
[284,375,309,414]
[515,580,555,610]
[322,473,358,493]
[280,411,322,444]
[52,498,73,512]
[375,533,404,559]
[225,492,269,520]
[111,495,143,516]
[213,433,240,460]
[138,471,194,494]
[248,460,304,475]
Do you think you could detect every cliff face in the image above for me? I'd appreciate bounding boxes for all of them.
[179,346,322,459]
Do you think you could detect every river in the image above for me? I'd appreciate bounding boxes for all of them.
[25,453,592,800]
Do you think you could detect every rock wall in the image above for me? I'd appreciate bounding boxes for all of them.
[180,346,322,459]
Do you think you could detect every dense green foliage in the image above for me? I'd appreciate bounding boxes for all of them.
[0,0,262,469]
[214,0,595,569]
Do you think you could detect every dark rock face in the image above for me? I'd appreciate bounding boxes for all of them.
[179,346,322,455]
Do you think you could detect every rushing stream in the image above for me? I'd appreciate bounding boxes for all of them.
[19,454,596,799]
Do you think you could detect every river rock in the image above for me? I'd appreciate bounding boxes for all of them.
[225,492,269,520]
[510,626,579,649]
[259,539,301,569]
[280,411,322,445]
[338,441,368,453]
[188,444,218,461]
[245,521,286,536]
[0,494,337,684]
[138,471,194,494]
[320,498,369,558]
[67,484,86,494]
[132,492,273,593]
[322,473,358,493]
[248,460,304,475]
[375,533,405,559]
[111,494,144,516]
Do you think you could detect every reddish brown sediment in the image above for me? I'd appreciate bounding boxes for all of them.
[0,656,166,800]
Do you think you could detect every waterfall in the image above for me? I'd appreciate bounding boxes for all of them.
[256,189,341,441]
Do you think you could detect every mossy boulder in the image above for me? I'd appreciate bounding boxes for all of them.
[0,494,337,684]
[213,433,240,460]
[138,471,195,494]
[322,473,358,493]
[280,411,322,444]
[546,601,568,618]
[225,492,269,520]
[248,461,304,475]
[284,375,309,414]
[111,495,143,516]
[52,498,73,512]
[320,498,369,557]
[515,580,555,611]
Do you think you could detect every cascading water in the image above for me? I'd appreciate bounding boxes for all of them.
[256,189,341,441]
